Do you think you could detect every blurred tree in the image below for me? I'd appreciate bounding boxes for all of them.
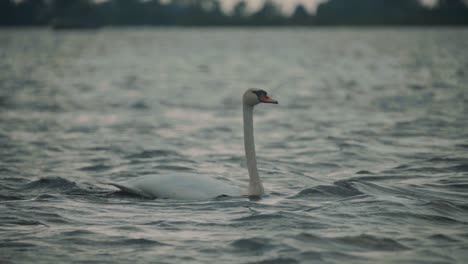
[432,0,468,24]
[141,1,171,25]
[0,0,17,25]
[251,0,285,25]
[233,0,248,18]
[315,0,468,25]
[16,0,49,25]
[51,0,100,28]
[110,0,146,25]
[230,0,249,25]
[316,0,428,25]
[291,4,314,25]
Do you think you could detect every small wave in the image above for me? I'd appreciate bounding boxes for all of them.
[332,234,409,251]
[1,216,48,226]
[300,250,365,262]
[79,164,113,172]
[379,211,462,225]
[294,232,323,243]
[291,180,364,199]
[250,258,299,264]
[371,181,467,204]
[299,251,323,261]
[355,170,374,175]
[126,149,179,159]
[230,237,274,252]
[130,100,149,110]
[32,194,59,200]
[350,174,422,182]
[421,200,468,215]
[351,181,419,198]
[294,233,408,252]
[0,241,37,249]
[427,157,468,163]
[233,213,285,222]
[107,238,167,247]
[0,193,23,201]
[66,126,98,133]
[385,160,468,175]
[34,212,68,224]
[448,164,468,173]
[388,166,453,174]
[153,165,193,171]
[23,177,77,191]
[20,177,103,198]
[437,182,468,191]
[388,164,411,171]
[57,236,167,247]
[61,230,96,236]
[429,234,459,243]
[231,211,327,230]
[352,180,468,203]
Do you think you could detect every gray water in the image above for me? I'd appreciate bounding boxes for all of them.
[1,28,468,264]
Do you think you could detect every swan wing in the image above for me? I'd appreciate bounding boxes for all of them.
[110,174,242,200]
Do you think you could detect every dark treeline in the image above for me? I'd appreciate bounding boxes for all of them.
[1,0,468,28]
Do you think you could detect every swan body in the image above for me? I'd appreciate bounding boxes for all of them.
[109,174,242,200]
[110,88,278,200]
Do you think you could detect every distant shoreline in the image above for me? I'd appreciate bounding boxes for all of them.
[1,24,467,30]
[2,0,468,29]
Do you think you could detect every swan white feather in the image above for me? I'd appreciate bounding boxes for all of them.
[110,88,278,200]
[109,174,242,200]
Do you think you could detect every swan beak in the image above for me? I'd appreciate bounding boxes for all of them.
[259,95,278,104]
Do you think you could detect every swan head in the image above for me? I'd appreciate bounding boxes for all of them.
[243,88,278,107]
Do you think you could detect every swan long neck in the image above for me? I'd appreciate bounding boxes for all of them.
[243,104,264,196]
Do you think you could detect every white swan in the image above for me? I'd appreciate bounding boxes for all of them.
[109,88,278,200]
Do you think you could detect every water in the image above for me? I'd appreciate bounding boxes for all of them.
[1,28,468,264]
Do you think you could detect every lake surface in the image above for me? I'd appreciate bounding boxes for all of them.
[1,28,468,264]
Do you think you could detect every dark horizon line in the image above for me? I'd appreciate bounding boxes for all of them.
[1,24,467,29]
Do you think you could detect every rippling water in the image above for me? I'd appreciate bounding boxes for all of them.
[1,28,468,263]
